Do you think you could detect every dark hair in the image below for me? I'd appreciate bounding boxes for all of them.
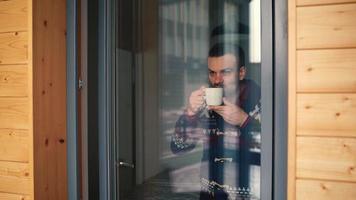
[210,23,249,38]
[208,43,245,68]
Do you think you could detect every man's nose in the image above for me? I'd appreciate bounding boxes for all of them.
[214,73,223,85]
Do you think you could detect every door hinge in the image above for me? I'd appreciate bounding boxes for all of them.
[78,79,85,90]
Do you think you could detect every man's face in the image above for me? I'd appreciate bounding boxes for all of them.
[208,54,237,87]
[208,54,246,98]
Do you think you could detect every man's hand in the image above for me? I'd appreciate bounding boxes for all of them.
[186,86,206,116]
[209,98,248,126]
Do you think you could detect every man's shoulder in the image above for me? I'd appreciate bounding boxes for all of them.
[241,79,261,97]
[244,79,260,90]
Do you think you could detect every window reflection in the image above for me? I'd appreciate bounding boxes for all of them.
[159,0,261,199]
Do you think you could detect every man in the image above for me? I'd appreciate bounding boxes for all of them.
[171,43,261,200]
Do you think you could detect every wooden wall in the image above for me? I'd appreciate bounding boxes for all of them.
[0,0,33,199]
[288,0,356,199]
[0,0,67,199]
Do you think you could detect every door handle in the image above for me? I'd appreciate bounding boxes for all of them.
[117,161,135,168]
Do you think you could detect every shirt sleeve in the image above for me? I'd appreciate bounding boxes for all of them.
[240,101,261,134]
[170,112,201,154]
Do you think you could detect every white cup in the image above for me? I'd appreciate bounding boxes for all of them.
[205,88,223,106]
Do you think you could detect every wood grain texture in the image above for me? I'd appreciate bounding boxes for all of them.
[0,192,29,200]
[0,0,27,33]
[0,98,28,129]
[0,32,27,64]
[297,0,356,6]
[0,129,28,162]
[297,4,356,49]
[297,136,356,182]
[288,0,297,199]
[297,94,356,137]
[0,161,31,195]
[0,65,28,97]
[0,0,32,198]
[297,49,356,93]
[296,179,356,200]
[27,0,34,198]
[33,0,67,199]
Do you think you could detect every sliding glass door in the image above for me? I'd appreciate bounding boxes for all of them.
[103,0,273,199]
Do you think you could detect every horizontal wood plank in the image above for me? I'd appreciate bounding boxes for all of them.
[296,179,356,200]
[0,129,28,162]
[297,137,356,182]
[0,0,27,33]
[297,94,356,137]
[0,32,27,64]
[0,192,29,200]
[0,98,28,129]
[297,0,356,6]
[297,49,356,92]
[0,161,31,195]
[297,4,356,49]
[0,65,28,97]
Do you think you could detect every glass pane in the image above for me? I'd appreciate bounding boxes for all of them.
[160,1,261,199]
[117,0,262,199]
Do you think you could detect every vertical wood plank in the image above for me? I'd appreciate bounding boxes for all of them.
[288,0,297,199]
[33,0,67,199]
[27,0,34,199]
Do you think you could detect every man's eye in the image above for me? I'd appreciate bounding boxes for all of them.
[209,71,215,76]
[222,69,232,75]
